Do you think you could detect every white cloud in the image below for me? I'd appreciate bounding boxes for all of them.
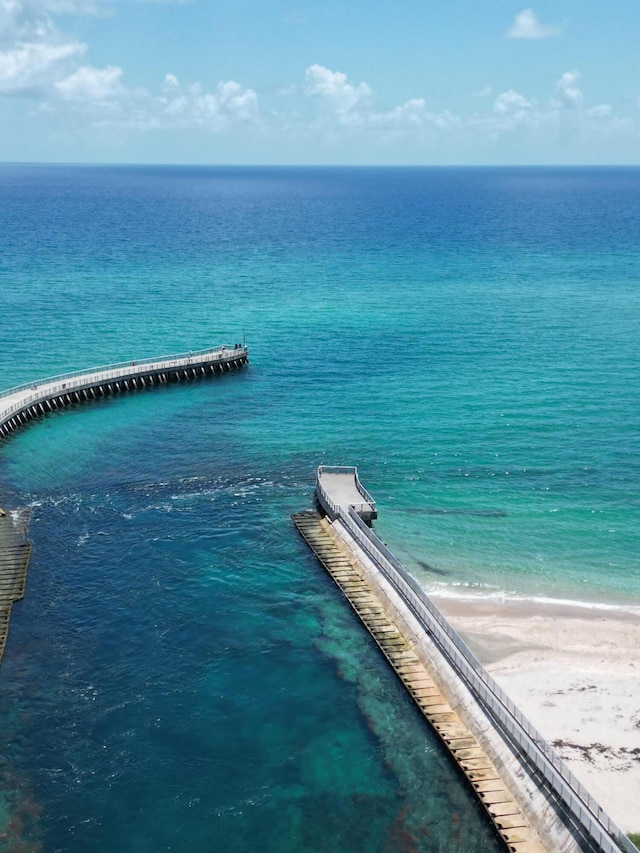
[586,104,612,119]
[1,0,61,49]
[494,89,534,115]
[506,9,560,39]
[56,63,122,100]
[305,64,372,117]
[0,0,86,94]
[373,98,429,128]
[551,70,583,109]
[0,8,634,161]
[472,71,633,146]
[0,0,259,133]
[477,88,542,135]
[0,38,84,93]
[153,75,259,131]
[304,64,438,134]
[217,79,257,120]
[299,64,634,152]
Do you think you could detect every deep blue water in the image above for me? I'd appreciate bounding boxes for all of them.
[0,165,639,851]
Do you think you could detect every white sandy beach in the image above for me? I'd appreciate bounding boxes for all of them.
[432,595,640,835]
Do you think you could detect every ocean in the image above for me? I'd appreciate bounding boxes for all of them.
[0,164,638,851]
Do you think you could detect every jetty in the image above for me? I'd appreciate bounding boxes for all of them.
[293,466,635,853]
[0,344,248,666]
[0,344,248,441]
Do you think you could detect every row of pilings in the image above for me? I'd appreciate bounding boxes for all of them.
[0,353,247,441]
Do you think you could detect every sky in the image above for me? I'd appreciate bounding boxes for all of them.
[1,0,639,165]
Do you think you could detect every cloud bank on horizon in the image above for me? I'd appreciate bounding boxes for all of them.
[0,0,638,164]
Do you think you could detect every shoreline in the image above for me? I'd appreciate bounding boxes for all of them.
[431,592,640,834]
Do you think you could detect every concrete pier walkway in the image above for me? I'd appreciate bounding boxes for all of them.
[316,465,377,524]
[0,344,248,440]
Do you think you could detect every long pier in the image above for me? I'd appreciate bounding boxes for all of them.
[293,467,635,853]
[0,344,248,440]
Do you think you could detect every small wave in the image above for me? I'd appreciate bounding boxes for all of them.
[428,580,511,597]
[425,581,640,616]
[143,503,175,513]
[76,530,109,546]
[507,593,640,616]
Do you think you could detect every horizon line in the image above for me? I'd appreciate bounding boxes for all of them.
[2,161,640,170]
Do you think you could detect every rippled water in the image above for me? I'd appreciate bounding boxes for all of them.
[0,165,639,850]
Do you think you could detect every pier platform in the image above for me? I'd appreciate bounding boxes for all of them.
[316,465,377,524]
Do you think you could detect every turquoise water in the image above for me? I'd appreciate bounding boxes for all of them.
[0,165,639,850]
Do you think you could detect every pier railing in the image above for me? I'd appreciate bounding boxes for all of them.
[340,504,634,853]
[0,346,248,428]
[0,345,245,402]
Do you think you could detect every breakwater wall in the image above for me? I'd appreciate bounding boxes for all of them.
[0,344,248,440]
